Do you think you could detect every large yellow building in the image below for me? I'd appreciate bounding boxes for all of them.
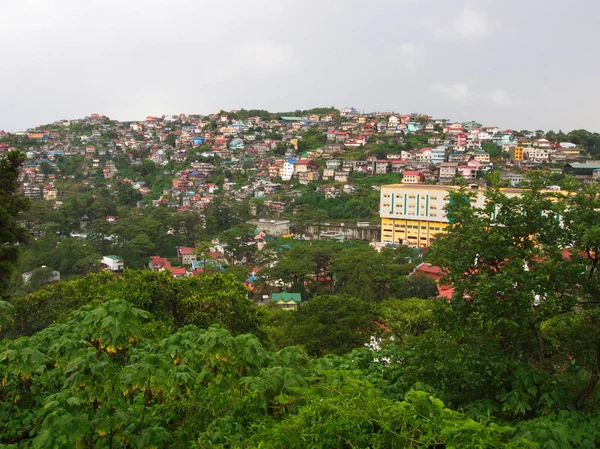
[380,184,524,247]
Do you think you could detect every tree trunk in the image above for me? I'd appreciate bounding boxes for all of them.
[577,345,600,409]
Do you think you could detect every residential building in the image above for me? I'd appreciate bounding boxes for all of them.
[402,170,424,184]
[282,158,296,180]
[101,255,124,271]
[430,147,447,165]
[271,292,302,310]
[177,247,197,265]
[509,145,524,161]
[438,162,459,184]
[375,160,390,174]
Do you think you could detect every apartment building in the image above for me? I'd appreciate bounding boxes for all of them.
[379,184,524,247]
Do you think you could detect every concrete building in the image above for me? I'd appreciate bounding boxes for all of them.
[101,255,124,271]
[177,247,197,265]
[380,184,525,247]
[247,219,290,237]
[282,158,297,181]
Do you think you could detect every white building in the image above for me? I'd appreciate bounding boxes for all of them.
[102,255,124,271]
[282,158,297,181]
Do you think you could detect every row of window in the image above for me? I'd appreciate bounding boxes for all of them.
[383,193,441,201]
[384,203,439,209]
[386,225,444,232]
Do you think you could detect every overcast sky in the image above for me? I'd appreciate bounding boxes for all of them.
[2,0,599,132]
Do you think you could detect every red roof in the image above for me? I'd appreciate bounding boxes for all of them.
[178,247,195,255]
[206,251,223,259]
[150,256,171,269]
[169,267,186,275]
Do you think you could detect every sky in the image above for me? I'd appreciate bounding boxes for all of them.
[1,0,599,132]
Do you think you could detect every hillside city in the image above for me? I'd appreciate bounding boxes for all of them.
[2,107,600,292]
[2,107,600,447]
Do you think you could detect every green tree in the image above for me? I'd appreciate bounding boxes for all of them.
[0,151,30,297]
[290,294,377,356]
[115,181,141,207]
[219,223,257,266]
[165,133,177,147]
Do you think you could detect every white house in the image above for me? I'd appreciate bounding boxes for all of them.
[102,255,124,271]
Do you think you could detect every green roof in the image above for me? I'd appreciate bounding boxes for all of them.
[279,116,304,121]
[104,255,122,260]
[272,292,302,303]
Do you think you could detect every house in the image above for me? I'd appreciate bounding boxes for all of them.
[169,267,188,278]
[438,162,459,184]
[533,138,552,149]
[402,170,425,184]
[390,160,408,173]
[298,170,320,185]
[334,170,350,183]
[430,147,447,165]
[415,148,432,164]
[375,160,390,174]
[271,291,302,310]
[334,131,350,143]
[409,263,453,299]
[22,267,60,286]
[148,256,171,271]
[424,122,436,133]
[444,123,464,134]
[500,173,525,187]
[472,150,490,163]
[177,247,197,265]
[101,255,124,271]
[42,186,58,201]
[340,107,358,117]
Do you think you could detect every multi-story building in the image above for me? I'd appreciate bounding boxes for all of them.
[509,145,524,161]
[430,147,447,165]
[282,158,296,180]
[379,184,524,247]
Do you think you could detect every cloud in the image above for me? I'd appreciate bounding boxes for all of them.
[431,5,491,40]
[430,83,472,104]
[397,43,427,71]
[228,40,294,77]
[482,88,521,107]
[453,5,490,39]
[431,83,521,108]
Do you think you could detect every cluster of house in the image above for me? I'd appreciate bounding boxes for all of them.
[1,108,593,211]
[4,109,599,264]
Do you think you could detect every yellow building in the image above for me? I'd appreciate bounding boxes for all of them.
[509,145,524,161]
[380,184,525,247]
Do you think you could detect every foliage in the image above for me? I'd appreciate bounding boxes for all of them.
[429,172,600,411]
[10,271,264,339]
[0,151,30,297]
[287,294,378,356]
